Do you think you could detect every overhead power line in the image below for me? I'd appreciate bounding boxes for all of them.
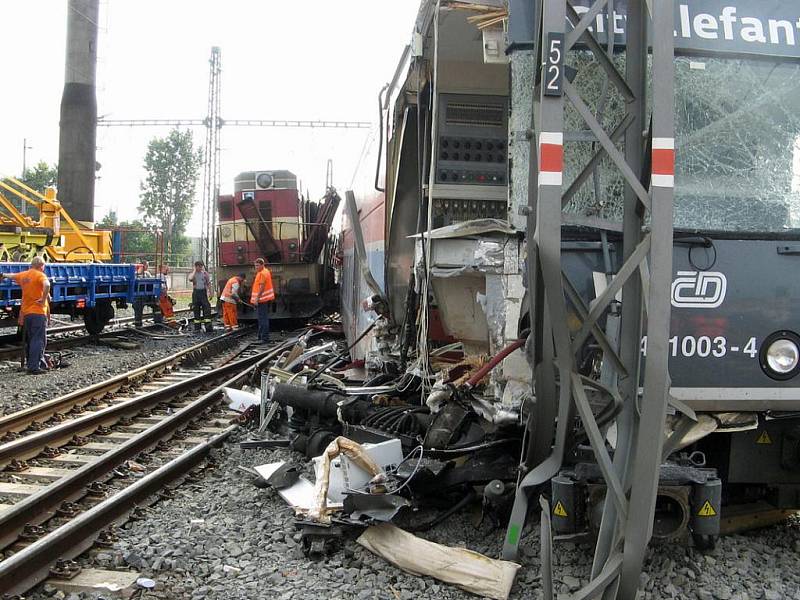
[96,118,372,129]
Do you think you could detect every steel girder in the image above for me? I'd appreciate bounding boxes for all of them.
[503,1,675,598]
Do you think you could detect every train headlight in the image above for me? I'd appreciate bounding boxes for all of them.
[767,340,799,373]
[761,332,800,380]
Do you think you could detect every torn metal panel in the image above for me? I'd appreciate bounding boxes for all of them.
[343,493,410,522]
[357,523,520,600]
[418,229,527,374]
[415,218,515,239]
[430,273,489,353]
[344,190,385,301]
[261,463,301,490]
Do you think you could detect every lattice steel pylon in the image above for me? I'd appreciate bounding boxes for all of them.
[502,1,675,598]
[200,46,222,271]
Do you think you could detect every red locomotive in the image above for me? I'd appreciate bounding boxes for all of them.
[216,170,339,320]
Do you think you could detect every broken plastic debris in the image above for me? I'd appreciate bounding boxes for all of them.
[223,565,242,574]
[312,438,402,504]
[223,387,261,413]
[254,462,316,513]
[136,577,156,589]
[309,437,383,523]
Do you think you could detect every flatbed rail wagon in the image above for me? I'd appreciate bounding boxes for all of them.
[0,262,162,334]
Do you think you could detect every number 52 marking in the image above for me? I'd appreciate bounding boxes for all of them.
[544,33,565,97]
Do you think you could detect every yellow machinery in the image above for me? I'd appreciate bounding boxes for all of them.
[0,176,112,262]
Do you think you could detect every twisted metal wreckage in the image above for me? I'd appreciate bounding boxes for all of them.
[241,0,800,597]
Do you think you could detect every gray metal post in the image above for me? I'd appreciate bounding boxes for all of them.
[505,0,676,597]
[594,0,648,587]
[619,0,675,595]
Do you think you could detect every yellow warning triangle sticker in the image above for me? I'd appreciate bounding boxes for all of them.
[697,500,717,517]
[553,501,568,517]
[756,431,773,445]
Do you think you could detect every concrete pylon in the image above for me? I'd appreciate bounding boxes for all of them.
[57,0,99,225]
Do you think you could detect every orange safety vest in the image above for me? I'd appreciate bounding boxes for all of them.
[13,269,49,317]
[221,276,240,302]
[250,268,275,304]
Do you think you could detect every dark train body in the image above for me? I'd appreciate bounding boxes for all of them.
[332,0,800,548]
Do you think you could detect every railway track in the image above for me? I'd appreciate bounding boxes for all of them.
[0,309,195,362]
[0,329,298,596]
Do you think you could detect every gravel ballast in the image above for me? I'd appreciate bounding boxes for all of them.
[21,428,800,600]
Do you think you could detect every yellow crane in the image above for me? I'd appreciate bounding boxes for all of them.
[0,176,112,262]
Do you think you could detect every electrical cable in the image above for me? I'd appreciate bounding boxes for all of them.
[306,320,378,385]
[425,438,518,458]
[346,445,425,496]
[406,489,476,532]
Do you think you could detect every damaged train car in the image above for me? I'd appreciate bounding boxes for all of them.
[255,0,800,597]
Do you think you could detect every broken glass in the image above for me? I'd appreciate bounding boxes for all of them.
[560,52,800,233]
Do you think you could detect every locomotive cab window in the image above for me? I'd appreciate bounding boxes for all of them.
[258,201,272,223]
[218,200,233,220]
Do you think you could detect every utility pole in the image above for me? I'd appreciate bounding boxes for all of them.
[200,46,222,274]
[21,138,33,176]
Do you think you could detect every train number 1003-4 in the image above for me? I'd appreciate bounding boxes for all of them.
[640,335,757,359]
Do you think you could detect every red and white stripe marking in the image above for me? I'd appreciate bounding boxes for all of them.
[652,137,675,188]
[538,132,563,187]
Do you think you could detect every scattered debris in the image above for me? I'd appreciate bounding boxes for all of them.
[254,462,316,513]
[239,438,291,449]
[312,438,403,505]
[223,387,261,413]
[357,524,520,600]
[46,568,143,599]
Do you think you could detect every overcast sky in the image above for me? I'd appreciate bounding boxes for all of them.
[0,0,419,235]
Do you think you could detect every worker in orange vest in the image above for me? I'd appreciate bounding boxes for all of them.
[250,258,275,343]
[0,256,51,374]
[158,265,178,327]
[220,273,246,331]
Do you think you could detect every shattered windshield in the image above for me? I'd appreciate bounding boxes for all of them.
[674,57,800,232]
[564,55,800,233]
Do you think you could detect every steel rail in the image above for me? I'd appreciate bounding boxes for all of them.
[0,309,195,360]
[0,426,236,595]
[0,338,295,595]
[0,330,246,437]
[0,308,191,344]
[0,308,193,341]
[0,338,262,468]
